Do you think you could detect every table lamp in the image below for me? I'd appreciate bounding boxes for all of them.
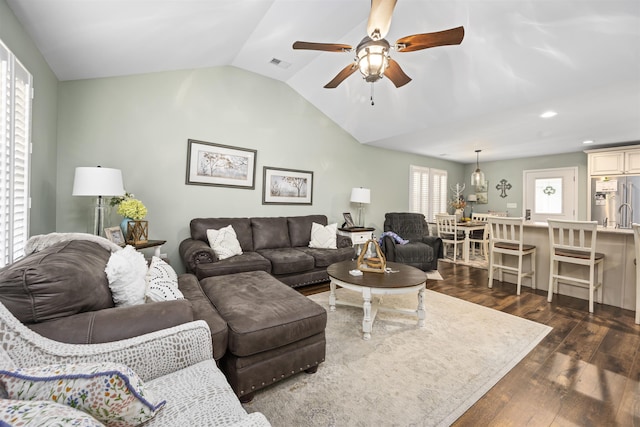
[350,187,371,227]
[72,166,125,236]
[467,194,477,217]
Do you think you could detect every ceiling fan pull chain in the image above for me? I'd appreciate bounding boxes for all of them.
[370,83,375,106]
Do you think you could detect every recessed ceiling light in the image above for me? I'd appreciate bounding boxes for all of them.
[583,140,594,144]
[540,111,557,118]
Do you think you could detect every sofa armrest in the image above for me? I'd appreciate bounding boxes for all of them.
[180,238,217,273]
[336,234,353,249]
[0,298,213,382]
[27,299,194,344]
[421,235,444,259]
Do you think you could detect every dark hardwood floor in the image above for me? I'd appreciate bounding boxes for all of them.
[300,261,640,426]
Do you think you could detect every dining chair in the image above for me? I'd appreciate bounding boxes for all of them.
[435,214,464,263]
[487,216,536,295]
[470,213,490,261]
[631,223,640,324]
[547,219,604,313]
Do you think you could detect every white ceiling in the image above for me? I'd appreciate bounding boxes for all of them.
[6,0,640,163]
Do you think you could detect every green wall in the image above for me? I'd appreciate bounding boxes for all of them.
[462,152,588,219]
[56,66,465,271]
[0,0,59,235]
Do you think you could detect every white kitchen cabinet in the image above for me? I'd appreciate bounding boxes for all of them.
[587,146,640,175]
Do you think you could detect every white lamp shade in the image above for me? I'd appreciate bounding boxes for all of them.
[467,194,477,202]
[350,187,371,204]
[72,167,125,196]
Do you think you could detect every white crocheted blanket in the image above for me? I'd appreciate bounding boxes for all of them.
[25,232,123,255]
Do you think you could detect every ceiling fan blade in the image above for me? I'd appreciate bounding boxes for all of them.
[292,41,352,52]
[383,58,411,88]
[324,63,358,88]
[367,0,397,40]
[395,26,465,52]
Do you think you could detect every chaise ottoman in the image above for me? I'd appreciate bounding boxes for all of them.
[198,270,327,402]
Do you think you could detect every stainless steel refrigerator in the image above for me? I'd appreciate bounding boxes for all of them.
[591,176,640,228]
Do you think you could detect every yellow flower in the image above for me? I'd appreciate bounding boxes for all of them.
[117,198,147,220]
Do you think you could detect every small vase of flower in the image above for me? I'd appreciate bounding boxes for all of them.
[449,198,466,222]
[111,193,148,244]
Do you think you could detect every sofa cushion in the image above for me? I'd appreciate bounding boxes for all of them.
[287,215,327,247]
[145,256,184,302]
[199,271,327,357]
[0,362,165,425]
[194,252,271,281]
[0,400,104,426]
[190,218,254,252]
[257,248,315,275]
[177,274,228,361]
[251,217,291,250]
[0,240,114,324]
[295,246,356,268]
[206,225,243,260]
[105,245,148,307]
[308,222,337,249]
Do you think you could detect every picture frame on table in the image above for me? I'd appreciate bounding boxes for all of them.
[185,139,257,189]
[342,212,355,228]
[105,227,125,245]
[262,167,313,205]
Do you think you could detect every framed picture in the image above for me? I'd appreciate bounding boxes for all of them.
[475,181,489,204]
[262,167,313,205]
[104,227,125,245]
[343,212,355,228]
[185,139,257,189]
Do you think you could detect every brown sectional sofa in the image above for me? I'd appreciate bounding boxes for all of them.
[0,237,328,402]
[179,214,356,287]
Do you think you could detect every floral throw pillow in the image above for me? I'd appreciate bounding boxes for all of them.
[308,222,337,249]
[0,362,165,427]
[0,399,105,426]
[206,225,243,260]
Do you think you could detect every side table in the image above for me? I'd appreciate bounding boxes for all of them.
[337,227,375,256]
[124,239,166,258]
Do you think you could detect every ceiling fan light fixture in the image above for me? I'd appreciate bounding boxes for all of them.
[356,38,390,82]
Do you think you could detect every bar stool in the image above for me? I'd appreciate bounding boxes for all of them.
[487,217,536,295]
[632,223,640,324]
[547,219,604,313]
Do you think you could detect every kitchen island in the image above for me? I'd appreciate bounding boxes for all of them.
[504,222,637,312]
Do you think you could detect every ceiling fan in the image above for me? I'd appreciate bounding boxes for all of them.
[292,0,464,90]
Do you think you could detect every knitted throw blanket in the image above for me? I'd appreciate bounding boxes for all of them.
[25,232,123,255]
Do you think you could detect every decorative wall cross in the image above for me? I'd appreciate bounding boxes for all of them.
[496,179,512,198]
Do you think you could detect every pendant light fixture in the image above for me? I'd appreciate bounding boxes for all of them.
[471,149,485,187]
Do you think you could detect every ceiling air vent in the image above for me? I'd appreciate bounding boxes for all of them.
[269,58,291,69]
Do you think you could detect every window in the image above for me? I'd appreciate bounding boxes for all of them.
[409,165,447,222]
[524,167,577,222]
[0,40,32,267]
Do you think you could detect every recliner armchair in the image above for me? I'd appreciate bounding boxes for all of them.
[380,212,443,271]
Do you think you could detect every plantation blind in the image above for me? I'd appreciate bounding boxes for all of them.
[409,165,447,222]
[0,40,32,267]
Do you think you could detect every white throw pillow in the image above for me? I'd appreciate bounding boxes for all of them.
[309,222,337,249]
[145,256,184,302]
[207,225,243,260]
[104,245,148,306]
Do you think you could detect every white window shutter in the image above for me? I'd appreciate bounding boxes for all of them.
[0,40,32,266]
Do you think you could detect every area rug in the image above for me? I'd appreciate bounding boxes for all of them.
[243,288,551,426]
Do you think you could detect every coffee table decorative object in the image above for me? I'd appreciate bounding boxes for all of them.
[356,239,387,273]
[327,260,427,340]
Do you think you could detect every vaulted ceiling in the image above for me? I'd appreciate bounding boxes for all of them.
[7,0,640,163]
